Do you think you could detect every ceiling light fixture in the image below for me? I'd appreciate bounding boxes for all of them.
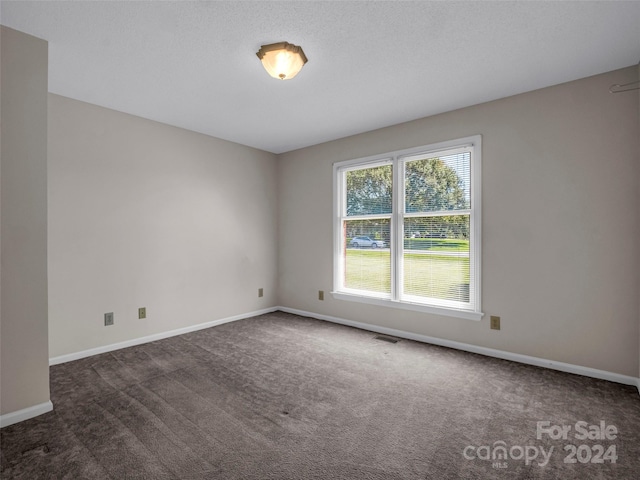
[256,42,308,80]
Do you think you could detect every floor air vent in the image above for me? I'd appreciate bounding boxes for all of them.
[374,335,399,344]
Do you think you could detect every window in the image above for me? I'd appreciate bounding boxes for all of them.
[333,136,482,320]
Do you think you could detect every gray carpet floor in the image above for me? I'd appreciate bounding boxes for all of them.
[1,311,639,479]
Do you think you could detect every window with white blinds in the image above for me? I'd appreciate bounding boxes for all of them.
[333,136,482,320]
[342,163,393,297]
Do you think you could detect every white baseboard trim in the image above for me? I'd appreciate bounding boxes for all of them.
[278,306,640,392]
[47,305,640,396]
[0,401,53,428]
[49,307,279,366]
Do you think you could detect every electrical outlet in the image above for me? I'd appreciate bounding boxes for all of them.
[138,307,146,319]
[490,316,501,330]
[258,288,264,298]
[104,312,114,326]
[318,290,324,301]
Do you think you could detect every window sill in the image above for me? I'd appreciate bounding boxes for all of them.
[331,291,484,321]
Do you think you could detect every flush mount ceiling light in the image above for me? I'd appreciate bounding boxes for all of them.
[256,42,308,80]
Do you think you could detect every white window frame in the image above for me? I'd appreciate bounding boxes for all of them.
[332,135,483,321]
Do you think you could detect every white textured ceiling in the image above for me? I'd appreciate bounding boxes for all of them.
[1,1,639,153]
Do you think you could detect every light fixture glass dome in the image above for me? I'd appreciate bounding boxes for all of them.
[256,42,308,80]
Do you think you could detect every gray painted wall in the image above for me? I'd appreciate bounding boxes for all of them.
[278,66,640,378]
[0,26,50,415]
[47,94,279,358]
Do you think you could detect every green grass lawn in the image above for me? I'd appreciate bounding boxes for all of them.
[403,238,469,252]
[345,249,469,301]
[345,250,392,293]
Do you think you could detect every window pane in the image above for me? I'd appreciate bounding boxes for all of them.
[405,152,470,213]
[346,164,392,216]
[342,219,391,294]
[403,216,470,302]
